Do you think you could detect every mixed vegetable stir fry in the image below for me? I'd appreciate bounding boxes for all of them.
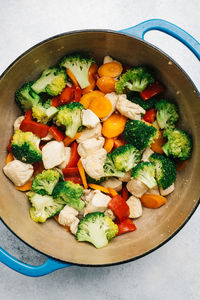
[3,54,192,249]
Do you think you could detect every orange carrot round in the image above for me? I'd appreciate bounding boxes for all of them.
[98,62,123,78]
[104,137,115,153]
[96,76,116,93]
[66,69,79,87]
[82,63,98,95]
[80,90,104,109]
[141,194,167,208]
[6,153,14,164]
[102,113,127,138]
[88,96,112,118]
[151,130,165,154]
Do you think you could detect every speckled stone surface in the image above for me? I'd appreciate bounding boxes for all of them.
[0,1,200,299]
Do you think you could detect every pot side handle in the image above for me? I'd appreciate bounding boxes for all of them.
[0,247,71,277]
[120,19,200,60]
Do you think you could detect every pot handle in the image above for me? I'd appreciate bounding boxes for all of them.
[120,19,200,60]
[0,247,71,277]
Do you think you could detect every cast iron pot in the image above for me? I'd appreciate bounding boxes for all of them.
[0,19,200,276]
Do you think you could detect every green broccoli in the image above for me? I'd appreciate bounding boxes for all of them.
[52,180,84,211]
[11,130,42,163]
[28,191,64,223]
[32,99,58,124]
[124,120,159,151]
[55,102,84,138]
[32,169,61,196]
[149,153,176,190]
[76,212,118,248]
[31,68,67,96]
[162,128,192,160]
[15,82,41,112]
[132,161,157,189]
[127,92,157,110]
[115,67,154,94]
[60,54,95,89]
[86,174,106,184]
[155,99,179,129]
[111,144,141,172]
[103,154,125,177]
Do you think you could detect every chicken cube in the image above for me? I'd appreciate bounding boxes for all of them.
[81,109,100,128]
[58,205,79,227]
[70,218,80,235]
[81,148,107,179]
[126,196,143,218]
[160,183,175,196]
[146,185,160,195]
[77,137,105,158]
[42,141,66,169]
[116,94,145,120]
[41,132,53,141]
[142,147,154,162]
[118,171,132,182]
[126,178,148,198]
[58,147,71,169]
[77,123,102,143]
[104,208,116,220]
[101,178,122,192]
[84,190,111,214]
[3,160,34,186]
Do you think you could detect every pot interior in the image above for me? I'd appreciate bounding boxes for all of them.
[0,31,199,265]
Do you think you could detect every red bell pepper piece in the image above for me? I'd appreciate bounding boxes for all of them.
[121,186,129,201]
[51,96,60,107]
[59,86,74,105]
[7,137,13,153]
[66,142,79,168]
[143,108,156,123]
[108,195,130,221]
[64,176,82,185]
[62,167,80,177]
[71,86,82,102]
[20,119,50,138]
[116,218,136,236]
[49,125,65,142]
[24,110,32,120]
[140,82,164,100]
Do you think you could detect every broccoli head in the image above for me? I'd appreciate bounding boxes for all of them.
[31,68,67,96]
[115,67,154,94]
[103,153,125,177]
[60,54,95,89]
[55,102,84,138]
[76,212,118,248]
[162,128,192,160]
[52,180,84,211]
[111,144,141,172]
[124,120,159,151]
[15,82,41,112]
[127,92,157,110]
[11,130,42,163]
[32,100,58,124]
[28,191,64,223]
[155,99,179,129]
[149,153,176,189]
[86,174,106,184]
[131,161,157,189]
[32,169,61,196]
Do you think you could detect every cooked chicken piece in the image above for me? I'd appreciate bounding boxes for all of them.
[126,178,148,198]
[146,185,160,195]
[70,218,80,235]
[77,137,105,158]
[42,141,65,169]
[142,147,154,162]
[101,178,122,192]
[104,208,116,220]
[77,123,102,143]
[58,205,78,227]
[81,109,100,128]
[3,160,34,186]
[58,147,71,169]
[103,55,115,64]
[13,116,24,132]
[84,190,111,214]
[126,196,143,218]
[41,133,53,141]
[116,94,145,120]
[118,171,132,182]
[160,183,175,196]
[102,92,118,121]
[81,148,107,179]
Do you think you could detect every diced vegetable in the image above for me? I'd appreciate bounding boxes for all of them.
[104,137,115,153]
[151,129,165,154]
[98,62,123,78]
[88,183,110,194]
[140,82,164,100]
[88,95,112,118]
[82,63,98,94]
[121,186,129,201]
[143,108,156,123]
[96,76,116,93]
[80,90,104,109]
[49,126,65,142]
[116,218,136,235]
[108,195,130,221]
[140,194,167,208]
[62,167,80,177]
[102,113,127,138]
[66,142,79,167]
[77,159,88,189]
[20,118,50,138]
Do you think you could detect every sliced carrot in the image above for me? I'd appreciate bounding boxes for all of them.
[80,90,104,109]
[15,180,33,192]
[151,130,166,154]
[88,183,110,194]
[88,95,112,118]
[176,159,189,171]
[98,62,123,78]
[77,159,88,189]
[82,63,98,95]
[104,137,115,153]
[63,132,82,146]
[140,194,167,208]
[96,76,116,93]
[102,113,127,138]
[114,138,125,149]
[6,153,14,164]
[107,187,118,197]
[66,69,79,87]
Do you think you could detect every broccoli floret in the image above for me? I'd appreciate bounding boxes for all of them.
[111,144,141,172]
[124,120,159,151]
[86,174,106,184]
[55,102,84,138]
[115,67,154,94]
[132,161,157,189]
[31,68,67,96]
[149,153,176,189]
[11,130,42,163]
[28,191,64,223]
[76,212,118,248]
[127,92,157,110]
[32,101,58,124]
[60,54,95,89]
[162,128,192,160]
[15,82,41,112]
[52,180,84,211]
[103,154,125,177]
[32,169,61,196]
[155,99,179,129]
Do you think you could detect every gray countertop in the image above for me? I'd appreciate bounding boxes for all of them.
[0,1,200,299]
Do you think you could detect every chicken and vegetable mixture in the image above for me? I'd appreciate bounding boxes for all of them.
[3,54,192,248]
